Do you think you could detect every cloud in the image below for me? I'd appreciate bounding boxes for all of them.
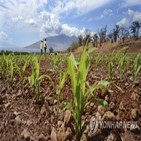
[122,0,141,8]
[0,31,8,41]
[61,24,82,37]
[39,11,86,37]
[0,0,114,47]
[117,18,128,27]
[128,9,141,22]
[12,16,36,27]
[53,0,113,16]
[1,0,48,19]
[117,9,141,28]
[39,11,62,36]
[25,19,37,26]
[0,0,49,32]
[12,16,23,22]
[103,9,113,16]
[96,8,113,20]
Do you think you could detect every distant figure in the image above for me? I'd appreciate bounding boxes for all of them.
[40,40,43,53]
[49,47,54,53]
[44,38,47,53]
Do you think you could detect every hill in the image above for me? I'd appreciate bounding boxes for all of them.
[25,34,78,51]
[75,38,141,54]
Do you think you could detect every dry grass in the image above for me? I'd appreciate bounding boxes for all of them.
[74,38,141,54]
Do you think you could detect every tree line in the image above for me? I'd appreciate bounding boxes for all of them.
[77,20,141,48]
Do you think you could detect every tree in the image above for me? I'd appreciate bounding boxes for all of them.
[98,25,107,46]
[130,21,141,40]
[107,32,114,43]
[119,27,129,42]
[78,35,83,46]
[113,25,120,42]
[67,42,79,52]
[83,34,91,45]
[92,33,98,47]
[83,29,91,46]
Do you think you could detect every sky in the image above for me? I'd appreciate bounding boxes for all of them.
[0,0,141,48]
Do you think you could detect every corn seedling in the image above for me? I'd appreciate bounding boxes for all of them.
[15,61,27,87]
[51,55,62,70]
[95,55,102,67]
[1,53,15,81]
[1,53,10,78]
[57,70,67,106]
[108,60,113,80]
[132,53,141,85]
[28,56,48,101]
[118,55,126,80]
[119,47,129,79]
[9,59,14,81]
[52,70,68,118]
[125,56,130,72]
[66,45,109,141]
[112,48,122,62]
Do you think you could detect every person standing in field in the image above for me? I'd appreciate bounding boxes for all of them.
[44,38,47,53]
[40,40,43,53]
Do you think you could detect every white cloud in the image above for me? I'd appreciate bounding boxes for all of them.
[25,19,37,26]
[117,9,141,29]
[12,16,23,22]
[1,0,48,20]
[96,8,113,20]
[61,24,81,37]
[128,9,141,22]
[117,18,128,27]
[0,31,8,41]
[0,0,113,47]
[39,11,86,37]
[53,0,113,16]
[103,9,113,16]
[39,11,62,37]
[0,0,49,32]
[122,0,141,8]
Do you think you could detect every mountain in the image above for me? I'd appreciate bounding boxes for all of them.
[25,34,78,51]
[0,41,21,51]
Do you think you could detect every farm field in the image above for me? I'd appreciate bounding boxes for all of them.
[0,46,141,141]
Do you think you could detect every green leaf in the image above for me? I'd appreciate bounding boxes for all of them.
[95,98,108,108]
[68,53,78,69]
[98,80,109,87]
[66,101,73,113]
[88,47,97,54]
[113,83,124,93]
[67,55,77,95]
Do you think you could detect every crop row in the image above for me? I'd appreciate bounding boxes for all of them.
[0,46,141,140]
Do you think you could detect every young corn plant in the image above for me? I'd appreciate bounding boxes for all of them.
[28,56,47,101]
[125,56,130,72]
[15,61,27,87]
[66,45,109,141]
[9,59,14,82]
[132,53,141,86]
[51,55,62,71]
[57,70,68,106]
[95,55,102,67]
[117,46,129,80]
[1,53,10,78]
[51,70,68,119]
[1,53,15,81]
[108,59,114,80]
[118,55,126,80]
